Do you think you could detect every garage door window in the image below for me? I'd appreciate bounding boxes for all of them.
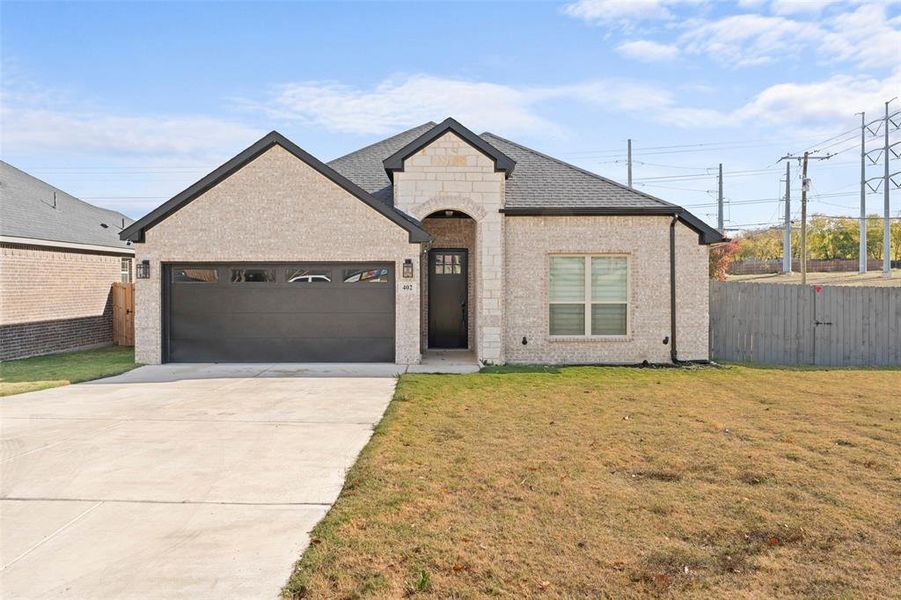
[287,268,332,284]
[231,268,275,283]
[343,268,390,283]
[173,268,218,283]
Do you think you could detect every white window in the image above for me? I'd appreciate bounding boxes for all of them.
[120,258,133,283]
[549,255,629,336]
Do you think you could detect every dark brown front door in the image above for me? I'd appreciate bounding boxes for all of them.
[428,249,468,348]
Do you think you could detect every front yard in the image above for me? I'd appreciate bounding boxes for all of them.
[0,346,136,396]
[286,365,900,599]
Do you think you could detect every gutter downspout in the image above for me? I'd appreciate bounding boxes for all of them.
[669,215,679,364]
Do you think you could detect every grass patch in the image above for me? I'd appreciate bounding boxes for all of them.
[284,365,901,599]
[0,346,137,396]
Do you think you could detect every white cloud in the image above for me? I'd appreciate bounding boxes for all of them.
[679,14,822,66]
[767,0,845,15]
[823,4,901,68]
[562,0,676,23]
[679,4,901,69]
[247,75,558,137]
[735,66,901,124]
[2,107,260,157]
[567,0,901,71]
[244,74,718,136]
[616,39,680,61]
[242,65,900,137]
[0,81,260,158]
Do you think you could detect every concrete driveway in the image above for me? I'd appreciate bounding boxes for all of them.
[0,363,399,600]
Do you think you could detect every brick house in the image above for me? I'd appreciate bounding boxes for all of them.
[1,162,134,360]
[121,119,723,366]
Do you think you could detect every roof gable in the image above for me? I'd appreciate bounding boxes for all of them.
[120,132,430,243]
[382,118,516,181]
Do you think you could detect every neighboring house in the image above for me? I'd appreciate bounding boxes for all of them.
[121,118,723,366]
[0,161,134,360]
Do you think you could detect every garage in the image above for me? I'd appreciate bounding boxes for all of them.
[164,263,395,362]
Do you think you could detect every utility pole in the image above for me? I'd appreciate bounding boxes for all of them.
[627,139,633,188]
[883,98,895,278]
[863,98,899,277]
[780,151,832,285]
[800,152,810,285]
[783,161,791,273]
[717,163,724,233]
[859,111,867,274]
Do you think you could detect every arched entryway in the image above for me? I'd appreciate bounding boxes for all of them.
[421,210,476,352]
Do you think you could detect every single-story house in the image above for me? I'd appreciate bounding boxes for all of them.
[1,161,135,360]
[121,118,723,366]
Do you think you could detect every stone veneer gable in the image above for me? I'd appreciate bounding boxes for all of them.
[392,132,506,363]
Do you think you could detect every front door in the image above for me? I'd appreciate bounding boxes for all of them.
[428,249,468,348]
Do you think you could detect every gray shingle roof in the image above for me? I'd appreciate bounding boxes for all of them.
[326,123,678,212]
[328,122,436,204]
[480,132,677,211]
[1,161,133,250]
[325,124,722,243]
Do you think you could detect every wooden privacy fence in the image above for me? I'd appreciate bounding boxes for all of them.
[111,282,135,347]
[710,281,900,366]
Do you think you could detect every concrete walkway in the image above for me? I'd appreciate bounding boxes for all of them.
[0,364,399,599]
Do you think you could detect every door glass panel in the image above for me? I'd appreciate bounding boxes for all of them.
[173,268,218,283]
[287,268,331,284]
[434,253,465,276]
[230,268,274,283]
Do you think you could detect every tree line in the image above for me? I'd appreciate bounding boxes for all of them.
[734,214,901,262]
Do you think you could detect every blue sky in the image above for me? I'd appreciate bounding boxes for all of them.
[2,0,898,231]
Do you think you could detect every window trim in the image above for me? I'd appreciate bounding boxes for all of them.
[120,258,133,283]
[548,254,630,339]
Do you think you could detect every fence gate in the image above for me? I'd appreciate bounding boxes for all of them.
[112,282,135,347]
[710,281,900,367]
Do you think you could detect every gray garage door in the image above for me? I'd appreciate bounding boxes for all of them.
[165,263,395,362]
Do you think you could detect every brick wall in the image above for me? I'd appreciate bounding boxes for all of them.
[504,216,710,364]
[0,243,125,360]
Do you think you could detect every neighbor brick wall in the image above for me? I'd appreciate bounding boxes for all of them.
[134,144,422,365]
[420,217,477,350]
[503,216,710,364]
[393,132,506,363]
[0,243,124,360]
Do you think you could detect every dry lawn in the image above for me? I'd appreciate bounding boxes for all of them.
[285,365,901,599]
[728,269,901,287]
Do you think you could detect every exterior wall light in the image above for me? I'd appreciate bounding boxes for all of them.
[136,259,151,279]
[402,258,414,278]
